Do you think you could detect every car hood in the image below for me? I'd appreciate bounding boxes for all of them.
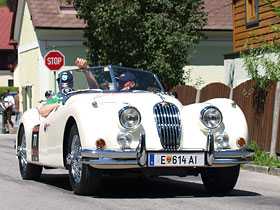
[66,91,183,110]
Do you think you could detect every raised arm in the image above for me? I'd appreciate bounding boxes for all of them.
[75,58,99,89]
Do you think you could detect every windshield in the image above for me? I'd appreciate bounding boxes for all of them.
[58,65,165,98]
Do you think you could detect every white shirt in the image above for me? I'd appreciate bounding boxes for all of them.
[3,95,15,108]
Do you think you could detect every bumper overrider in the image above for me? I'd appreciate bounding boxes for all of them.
[79,132,254,167]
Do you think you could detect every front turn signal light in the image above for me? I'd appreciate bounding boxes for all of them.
[237,138,246,148]
[96,139,106,150]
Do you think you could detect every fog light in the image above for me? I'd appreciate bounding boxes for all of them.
[96,139,106,150]
[117,132,132,149]
[237,137,246,148]
[215,132,229,149]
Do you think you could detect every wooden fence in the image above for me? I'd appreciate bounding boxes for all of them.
[169,80,280,154]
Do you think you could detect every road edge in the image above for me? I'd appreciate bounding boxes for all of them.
[243,164,280,176]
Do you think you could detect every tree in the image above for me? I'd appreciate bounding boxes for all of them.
[70,0,207,89]
[242,0,280,92]
[241,0,280,111]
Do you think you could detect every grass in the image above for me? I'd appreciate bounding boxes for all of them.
[248,141,280,168]
[0,0,7,7]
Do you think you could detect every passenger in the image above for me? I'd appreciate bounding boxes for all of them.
[75,58,99,89]
[39,58,98,117]
[38,71,72,117]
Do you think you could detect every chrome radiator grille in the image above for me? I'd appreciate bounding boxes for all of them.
[153,102,182,150]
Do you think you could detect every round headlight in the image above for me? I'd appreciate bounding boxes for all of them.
[119,106,141,129]
[200,106,222,129]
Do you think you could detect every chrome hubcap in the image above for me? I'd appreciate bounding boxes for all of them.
[70,135,82,183]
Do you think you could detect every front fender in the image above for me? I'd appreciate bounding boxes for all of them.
[180,98,248,150]
[16,107,42,160]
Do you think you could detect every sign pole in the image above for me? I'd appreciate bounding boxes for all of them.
[54,71,57,94]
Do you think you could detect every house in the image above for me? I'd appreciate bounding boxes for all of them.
[224,0,280,87]
[187,0,233,88]
[0,5,17,87]
[12,0,234,111]
[11,0,85,111]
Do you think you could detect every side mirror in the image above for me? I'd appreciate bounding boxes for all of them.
[170,91,178,99]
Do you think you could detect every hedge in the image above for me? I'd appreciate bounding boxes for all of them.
[0,87,19,98]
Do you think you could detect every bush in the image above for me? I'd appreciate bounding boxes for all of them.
[0,0,7,7]
[248,141,280,168]
[0,87,19,98]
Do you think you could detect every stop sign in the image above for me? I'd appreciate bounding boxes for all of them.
[44,50,65,71]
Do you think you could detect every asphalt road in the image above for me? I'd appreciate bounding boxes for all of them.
[1,134,280,210]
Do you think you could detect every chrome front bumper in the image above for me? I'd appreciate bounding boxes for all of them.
[79,132,254,167]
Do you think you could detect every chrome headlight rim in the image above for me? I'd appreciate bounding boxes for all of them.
[119,106,141,129]
[215,132,229,149]
[200,106,223,129]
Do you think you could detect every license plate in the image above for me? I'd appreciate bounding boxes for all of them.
[148,153,205,167]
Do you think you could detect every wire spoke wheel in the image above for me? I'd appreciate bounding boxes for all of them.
[18,127,42,180]
[70,134,82,183]
[19,133,27,171]
[67,124,102,195]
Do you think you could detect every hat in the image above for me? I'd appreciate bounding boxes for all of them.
[118,72,136,82]
[57,71,73,83]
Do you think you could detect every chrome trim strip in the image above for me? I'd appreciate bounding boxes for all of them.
[214,150,255,158]
[81,159,138,165]
[81,149,137,159]
[213,159,253,164]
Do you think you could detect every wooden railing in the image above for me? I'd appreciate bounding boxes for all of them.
[169,79,280,155]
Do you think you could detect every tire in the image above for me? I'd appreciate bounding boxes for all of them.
[201,165,240,194]
[18,127,42,180]
[67,124,102,195]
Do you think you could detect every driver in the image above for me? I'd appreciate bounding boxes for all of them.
[118,72,136,91]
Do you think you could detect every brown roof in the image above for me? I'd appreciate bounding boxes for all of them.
[0,7,14,49]
[26,0,232,30]
[204,0,233,30]
[26,0,85,29]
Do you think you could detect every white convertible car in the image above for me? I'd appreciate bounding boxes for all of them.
[16,66,254,195]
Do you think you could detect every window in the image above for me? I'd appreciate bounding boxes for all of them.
[246,0,259,26]
[59,0,73,7]
[22,86,32,112]
[59,0,75,13]
[8,80,14,87]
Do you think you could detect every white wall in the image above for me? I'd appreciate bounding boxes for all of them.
[224,57,250,88]
[0,71,13,86]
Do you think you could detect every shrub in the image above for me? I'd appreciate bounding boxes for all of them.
[0,87,19,98]
[248,141,280,168]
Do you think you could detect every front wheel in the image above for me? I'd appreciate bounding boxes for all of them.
[18,127,42,180]
[201,165,240,194]
[67,124,102,195]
